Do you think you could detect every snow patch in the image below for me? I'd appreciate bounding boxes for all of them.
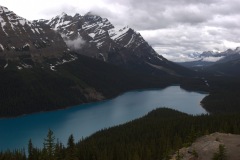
[0,16,8,36]
[110,26,130,40]
[96,41,104,48]
[31,28,36,33]
[21,63,32,69]
[89,33,96,38]
[17,66,23,70]
[50,65,56,71]
[19,19,26,26]
[4,63,8,69]
[35,28,40,34]
[68,31,74,35]
[0,44,4,51]
[99,53,106,61]
[124,34,135,47]
[55,54,78,66]
[23,43,30,48]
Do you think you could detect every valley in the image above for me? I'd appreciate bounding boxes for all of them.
[0,3,240,160]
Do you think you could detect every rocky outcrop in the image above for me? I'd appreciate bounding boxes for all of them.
[171,132,240,160]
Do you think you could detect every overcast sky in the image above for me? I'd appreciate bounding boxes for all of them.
[2,0,240,61]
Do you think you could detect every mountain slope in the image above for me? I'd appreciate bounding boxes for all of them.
[0,53,174,117]
[40,12,193,76]
[0,6,69,69]
[206,58,240,76]
[204,47,240,76]
[0,6,179,118]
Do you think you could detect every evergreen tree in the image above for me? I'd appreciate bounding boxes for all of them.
[55,140,65,160]
[43,129,55,160]
[67,134,76,160]
[28,139,34,160]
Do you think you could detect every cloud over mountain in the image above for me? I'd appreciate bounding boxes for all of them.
[2,0,240,61]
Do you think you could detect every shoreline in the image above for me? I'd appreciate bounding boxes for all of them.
[0,85,209,119]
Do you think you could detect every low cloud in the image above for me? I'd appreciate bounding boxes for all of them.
[65,36,86,50]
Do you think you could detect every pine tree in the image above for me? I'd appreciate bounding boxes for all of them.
[28,139,34,160]
[67,134,76,160]
[55,139,65,160]
[43,129,55,160]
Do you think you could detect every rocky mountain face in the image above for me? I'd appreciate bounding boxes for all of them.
[40,12,192,76]
[0,6,69,69]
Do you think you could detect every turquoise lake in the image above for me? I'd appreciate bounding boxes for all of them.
[0,86,208,151]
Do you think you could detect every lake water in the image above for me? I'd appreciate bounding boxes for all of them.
[0,86,207,151]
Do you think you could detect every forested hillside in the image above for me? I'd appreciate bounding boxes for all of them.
[0,54,175,117]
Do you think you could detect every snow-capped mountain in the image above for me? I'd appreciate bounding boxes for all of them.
[0,6,69,69]
[43,12,159,61]
[179,47,240,69]
[39,12,192,76]
[187,51,224,62]
[205,47,240,76]
[216,47,240,63]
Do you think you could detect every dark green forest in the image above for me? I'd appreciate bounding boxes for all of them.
[180,75,240,114]
[0,54,175,117]
[1,53,239,117]
[200,76,240,113]
[1,108,239,160]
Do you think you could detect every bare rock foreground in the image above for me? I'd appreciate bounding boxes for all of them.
[171,132,240,160]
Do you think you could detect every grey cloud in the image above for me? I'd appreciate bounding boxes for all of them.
[65,36,86,50]
[99,0,240,30]
[139,24,234,61]
[38,4,79,19]
[37,0,240,61]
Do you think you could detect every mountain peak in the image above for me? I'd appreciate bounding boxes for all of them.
[0,6,10,13]
[84,11,95,16]
[235,47,240,52]
[83,11,102,21]
[74,13,81,17]
[60,12,67,17]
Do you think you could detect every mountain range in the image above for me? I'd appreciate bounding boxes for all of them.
[178,47,240,76]
[0,5,193,76]
[2,4,239,117]
[0,5,188,117]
